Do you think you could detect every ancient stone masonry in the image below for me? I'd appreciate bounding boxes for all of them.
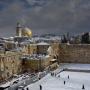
[59,44,90,63]
[51,43,60,59]
[21,55,51,73]
[0,51,22,82]
[0,42,90,82]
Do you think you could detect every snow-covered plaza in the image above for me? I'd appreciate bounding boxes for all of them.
[25,64,90,90]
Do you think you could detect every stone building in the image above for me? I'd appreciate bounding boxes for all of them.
[48,43,90,64]
[47,42,60,63]
[5,41,17,50]
[21,42,50,56]
[37,42,50,55]
[16,22,32,37]
[27,44,37,55]
[21,55,51,73]
[19,43,37,55]
[0,51,22,82]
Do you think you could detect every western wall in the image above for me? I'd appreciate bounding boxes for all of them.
[58,44,90,63]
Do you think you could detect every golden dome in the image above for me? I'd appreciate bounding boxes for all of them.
[22,27,32,37]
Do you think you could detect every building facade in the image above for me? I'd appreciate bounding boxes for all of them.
[0,51,22,82]
[21,55,51,73]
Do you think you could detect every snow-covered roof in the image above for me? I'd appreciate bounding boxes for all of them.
[20,41,30,45]
[21,54,50,60]
[50,59,57,62]
[37,42,50,46]
[0,81,10,88]
[45,55,50,58]
[47,46,53,52]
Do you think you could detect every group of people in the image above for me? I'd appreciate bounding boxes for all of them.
[51,72,70,85]
[50,72,57,77]
[57,74,85,90]
[63,75,69,85]
[39,72,85,90]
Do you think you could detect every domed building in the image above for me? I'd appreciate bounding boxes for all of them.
[16,22,32,37]
[22,27,32,37]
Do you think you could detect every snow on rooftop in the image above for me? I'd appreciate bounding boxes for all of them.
[45,55,50,58]
[0,81,11,88]
[21,54,50,60]
[37,42,50,46]
[50,59,57,62]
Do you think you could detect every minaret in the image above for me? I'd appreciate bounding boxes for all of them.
[16,22,22,37]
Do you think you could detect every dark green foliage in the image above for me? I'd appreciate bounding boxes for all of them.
[81,32,90,44]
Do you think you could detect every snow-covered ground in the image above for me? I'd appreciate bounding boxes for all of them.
[25,71,90,90]
[25,64,90,90]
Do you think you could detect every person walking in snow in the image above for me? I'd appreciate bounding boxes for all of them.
[40,85,42,90]
[58,75,60,77]
[64,81,66,85]
[68,75,69,79]
[82,84,85,89]
[26,88,29,90]
[51,72,54,76]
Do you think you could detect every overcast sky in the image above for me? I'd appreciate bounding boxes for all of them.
[0,0,90,37]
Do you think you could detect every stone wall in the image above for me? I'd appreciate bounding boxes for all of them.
[28,44,37,55]
[59,44,90,63]
[49,42,61,63]
[37,45,49,55]
[0,51,22,81]
[22,56,51,73]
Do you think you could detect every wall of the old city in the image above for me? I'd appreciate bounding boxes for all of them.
[22,56,51,73]
[0,51,22,81]
[1,42,90,82]
[59,44,90,63]
[37,45,50,55]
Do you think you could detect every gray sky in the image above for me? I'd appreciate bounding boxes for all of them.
[0,0,90,37]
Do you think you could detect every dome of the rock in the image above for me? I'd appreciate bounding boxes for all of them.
[22,27,32,37]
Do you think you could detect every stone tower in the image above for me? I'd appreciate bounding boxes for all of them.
[16,22,22,37]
